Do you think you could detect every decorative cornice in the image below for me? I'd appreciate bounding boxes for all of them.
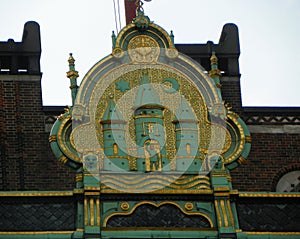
[239,192,300,198]
[247,125,300,134]
[244,115,300,125]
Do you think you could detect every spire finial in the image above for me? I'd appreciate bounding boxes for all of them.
[210,51,218,65]
[209,51,222,93]
[66,53,79,105]
[170,31,175,46]
[111,31,116,49]
[209,51,221,78]
[68,53,75,67]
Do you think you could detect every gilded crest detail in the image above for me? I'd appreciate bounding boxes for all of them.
[128,35,160,63]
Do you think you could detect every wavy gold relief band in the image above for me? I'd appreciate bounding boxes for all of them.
[100,179,210,190]
[101,189,213,194]
[100,174,210,185]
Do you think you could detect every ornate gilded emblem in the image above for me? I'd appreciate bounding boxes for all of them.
[128,35,160,63]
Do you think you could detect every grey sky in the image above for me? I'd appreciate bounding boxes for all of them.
[0,0,299,106]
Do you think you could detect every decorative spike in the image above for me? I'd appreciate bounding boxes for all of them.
[66,53,79,106]
[68,53,74,63]
[209,51,222,83]
[210,51,218,66]
[111,31,116,49]
[170,30,174,46]
[209,51,222,100]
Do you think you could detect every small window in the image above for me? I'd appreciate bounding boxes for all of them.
[186,143,191,155]
[113,143,118,155]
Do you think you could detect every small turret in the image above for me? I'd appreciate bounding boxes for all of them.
[100,94,129,171]
[173,98,201,173]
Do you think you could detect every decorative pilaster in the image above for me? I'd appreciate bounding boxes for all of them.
[82,169,101,236]
[67,53,79,106]
[211,161,239,238]
[83,191,101,235]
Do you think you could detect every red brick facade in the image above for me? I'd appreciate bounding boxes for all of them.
[231,133,300,191]
[0,78,75,190]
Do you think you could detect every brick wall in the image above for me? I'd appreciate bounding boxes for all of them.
[0,77,75,191]
[220,77,242,114]
[231,131,300,192]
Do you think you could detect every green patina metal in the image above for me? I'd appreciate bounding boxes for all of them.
[45,9,300,239]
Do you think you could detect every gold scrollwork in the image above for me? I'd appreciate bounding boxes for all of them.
[57,116,82,163]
